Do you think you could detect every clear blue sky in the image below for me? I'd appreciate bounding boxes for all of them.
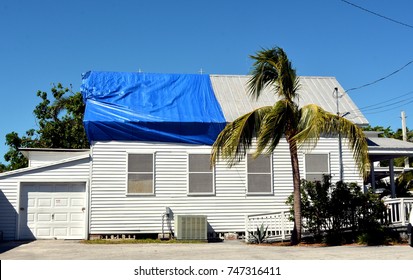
[1,0,412,163]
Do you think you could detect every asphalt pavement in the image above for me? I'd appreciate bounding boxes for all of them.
[1,239,413,260]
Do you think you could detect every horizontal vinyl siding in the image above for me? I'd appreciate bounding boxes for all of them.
[0,181,18,240]
[89,139,363,235]
[16,160,90,182]
[273,140,295,207]
[301,138,363,186]
[91,142,271,234]
[28,151,90,168]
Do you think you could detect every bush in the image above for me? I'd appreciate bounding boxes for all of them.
[248,223,268,244]
[287,176,389,245]
[376,171,413,198]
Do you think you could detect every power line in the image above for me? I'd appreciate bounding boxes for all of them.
[356,90,413,111]
[363,99,413,115]
[340,0,413,30]
[362,97,413,113]
[345,90,413,117]
[347,99,413,117]
[345,60,413,93]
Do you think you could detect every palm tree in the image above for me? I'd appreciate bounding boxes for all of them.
[211,47,370,245]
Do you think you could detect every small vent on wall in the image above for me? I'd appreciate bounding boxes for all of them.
[174,215,207,240]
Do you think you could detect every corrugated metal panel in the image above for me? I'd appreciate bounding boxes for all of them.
[368,137,413,150]
[89,139,363,235]
[210,75,369,126]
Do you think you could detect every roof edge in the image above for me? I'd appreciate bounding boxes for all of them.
[209,74,337,79]
[0,154,90,178]
[18,148,90,152]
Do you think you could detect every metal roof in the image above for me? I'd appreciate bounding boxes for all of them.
[368,137,413,150]
[367,136,413,161]
[210,75,369,126]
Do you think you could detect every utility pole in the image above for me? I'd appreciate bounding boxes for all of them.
[402,111,409,168]
[334,87,344,181]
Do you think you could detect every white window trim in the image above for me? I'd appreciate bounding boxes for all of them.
[126,152,155,196]
[246,154,274,195]
[187,153,216,196]
[304,153,330,181]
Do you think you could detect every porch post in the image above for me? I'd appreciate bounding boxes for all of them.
[245,215,249,243]
[370,162,376,192]
[389,159,396,198]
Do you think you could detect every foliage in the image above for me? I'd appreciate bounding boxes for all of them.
[363,125,396,138]
[287,176,389,245]
[375,171,413,198]
[396,171,413,193]
[211,46,369,245]
[364,125,413,141]
[2,83,89,171]
[3,130,37,170]
[0,163,5,172]
[33,83,88,149]
[248,223,269,244]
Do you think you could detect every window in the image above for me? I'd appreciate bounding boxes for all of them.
[188,154,214,195]
[305,154,329,182]
[247,154,273,194]
[127,154,154,194]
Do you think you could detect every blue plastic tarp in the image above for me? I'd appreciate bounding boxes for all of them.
[81,71,227,145]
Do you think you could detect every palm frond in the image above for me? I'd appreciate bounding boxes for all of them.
[254,100,298,156]
[211,106,272,166]
[248,49,279,100]
[248,47,300,101]
[294,104,370,178]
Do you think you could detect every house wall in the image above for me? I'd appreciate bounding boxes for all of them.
[0,158,90,240]
[303,137,363,185]
[89,138,363,236]
[0,181,18,241]
[27,151,90,168]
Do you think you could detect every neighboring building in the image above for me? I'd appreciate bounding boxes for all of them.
[1,72,412,241]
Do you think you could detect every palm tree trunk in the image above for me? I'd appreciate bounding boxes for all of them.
[288,136,302,245]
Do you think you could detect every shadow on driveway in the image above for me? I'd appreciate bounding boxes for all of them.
[0,241,33,254]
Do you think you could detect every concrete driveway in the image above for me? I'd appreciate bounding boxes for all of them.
[1,240,413,260]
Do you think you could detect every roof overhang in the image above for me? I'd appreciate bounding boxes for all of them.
[367,137,413,162]
[19,148,90,159]
[0,154,90,179]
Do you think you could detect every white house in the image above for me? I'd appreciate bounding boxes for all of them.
[1,72,413,241]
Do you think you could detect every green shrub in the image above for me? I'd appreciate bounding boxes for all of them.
[287,176,390,245]
[377,171,413,198]
[248,223,268,244]
[357,229,386,245]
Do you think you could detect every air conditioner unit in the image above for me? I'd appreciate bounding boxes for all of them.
[174,215,207,240]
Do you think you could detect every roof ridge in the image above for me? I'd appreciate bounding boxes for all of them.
[209,74,337,79]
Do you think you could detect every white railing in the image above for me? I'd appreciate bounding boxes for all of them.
[245,198,413,242]
[383,198,413,226]
[245,211,294,242]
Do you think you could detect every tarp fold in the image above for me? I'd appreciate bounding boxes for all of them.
[81,71,226,145]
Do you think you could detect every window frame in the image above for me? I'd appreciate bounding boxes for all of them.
[304,153,330,182]
[187,153,215,196]
[126,152,155,196]
[246,154,274,195]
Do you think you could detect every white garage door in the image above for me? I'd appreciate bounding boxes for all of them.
[19,182,86,240]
